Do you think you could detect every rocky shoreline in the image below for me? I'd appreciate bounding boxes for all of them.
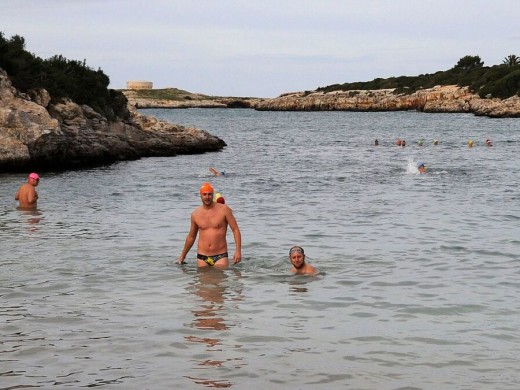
[122,89,256,109]
[253,85,520,118]
[0,69,226,172]
[3,68,519,172]
[125,85,520,118]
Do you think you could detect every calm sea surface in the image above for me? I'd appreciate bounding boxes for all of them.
[1,109,519,389]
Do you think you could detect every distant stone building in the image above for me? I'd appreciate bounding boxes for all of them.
[126,80,153,90]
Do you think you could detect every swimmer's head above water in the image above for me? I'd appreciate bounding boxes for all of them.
[288,245,318,275]
[289,246,306,269]
[417,161,426,174]
[214,192,226,204]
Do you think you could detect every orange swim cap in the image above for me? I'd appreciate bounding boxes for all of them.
[199,182,214,195]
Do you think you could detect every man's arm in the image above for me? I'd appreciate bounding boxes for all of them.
[226,209,242,264]
[27,188,37,205]
[178,215,198,264]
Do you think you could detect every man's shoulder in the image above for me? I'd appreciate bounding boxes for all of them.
[216,203,233,212]
[306,264,318,275]
[192,205,205,216]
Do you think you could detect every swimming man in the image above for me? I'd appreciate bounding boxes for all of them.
[15,172,40,209]
[289,246,318,276]
[178,182,241,269]
[209,167,226,176]
[417,161,426,174]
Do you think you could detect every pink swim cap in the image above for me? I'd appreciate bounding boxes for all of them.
[28,172,40,180]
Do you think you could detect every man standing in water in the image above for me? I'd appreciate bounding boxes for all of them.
[15,172,40,209]
[178,182,242,269]
[289,246,318,275]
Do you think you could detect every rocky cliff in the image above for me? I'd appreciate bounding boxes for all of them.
[124,84,520,117]
[252,85,520,118]
[123,89,257,109]
[0,69,226,172]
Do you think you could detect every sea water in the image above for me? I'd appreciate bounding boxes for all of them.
[1,109,519,389]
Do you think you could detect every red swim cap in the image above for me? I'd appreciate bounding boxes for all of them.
[214,192,226,204]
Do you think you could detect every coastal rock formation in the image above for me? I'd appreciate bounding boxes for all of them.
[252,85,520,118]
[123,84,520,117]
[134,98,228,109]
[470,95,520,118]
[122,89,257,109]
[0,69,226,171]
[123,88,226,108]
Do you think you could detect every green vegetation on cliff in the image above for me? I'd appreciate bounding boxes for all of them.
[131,88,211,101]
[316,55,520,99]
[2,30,519,111]
[127,87,254,102]
[0,32,129,121]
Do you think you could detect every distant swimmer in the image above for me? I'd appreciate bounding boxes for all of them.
[417,161,426,174]
[214,192,226,204]
[374,139,379,146]
[396,138,402,146]
[178,182,241,269]
[418,139,424,146]
[486,139,493,147]
[289,246,318,276]
[401,140,406,147]
[209,167,226,176]
[15,172,40,209]
[433,139,439,145]
[468,140,474,148]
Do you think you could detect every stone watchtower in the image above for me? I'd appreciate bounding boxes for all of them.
[126,80,153,90]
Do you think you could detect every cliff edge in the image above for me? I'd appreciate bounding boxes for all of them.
[252,85,520,118]
[123,84,520,117]
[122,89,258,109]
[0,69,226,172]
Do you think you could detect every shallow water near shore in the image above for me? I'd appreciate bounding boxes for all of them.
[1,109,519,389]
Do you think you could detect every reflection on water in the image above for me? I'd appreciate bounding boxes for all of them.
[289,278,313,294]
[18,208,43,228]
[190,269,229,331]
[184,268,245,388]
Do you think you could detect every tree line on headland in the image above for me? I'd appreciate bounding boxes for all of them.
[0,32,129,121]
[1,32,519,111]
[316,55,520,99]
[0,32,226,172]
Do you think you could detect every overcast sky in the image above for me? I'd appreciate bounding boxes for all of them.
[1,0,519,97]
